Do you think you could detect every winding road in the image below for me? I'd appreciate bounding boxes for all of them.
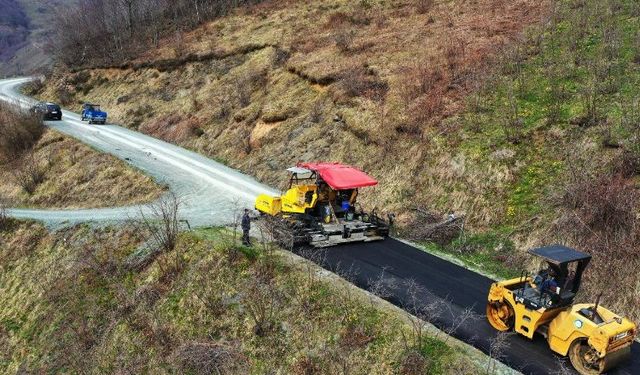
[1,77,637,374]
[0,77,278,227]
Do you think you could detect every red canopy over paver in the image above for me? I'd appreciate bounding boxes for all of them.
[297,162,378,190]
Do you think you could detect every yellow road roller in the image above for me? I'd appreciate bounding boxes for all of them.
[486,245,636,374]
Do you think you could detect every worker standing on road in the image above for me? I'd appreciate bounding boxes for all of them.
[241,208,251,246]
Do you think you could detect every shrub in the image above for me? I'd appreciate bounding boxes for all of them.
[414,0,435,14]
[172,341,248,375]
[561,173,636,233]
[399,62,445,103]
[291,355,322,375]
[326,11,370,28]
[399,349,429,375]
[337,66,388,101]
[139,192,181,253]
[56,86,73,106]
[0,102,44,163]
[22,79,44,95]
[67,71,91,86]
[334,30,355,53]
[13,152,47,195]
[404,208,463,246]
[412,94,444,129]
[553,167,640,321]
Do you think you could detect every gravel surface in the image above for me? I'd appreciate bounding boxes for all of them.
[0,77,278,228]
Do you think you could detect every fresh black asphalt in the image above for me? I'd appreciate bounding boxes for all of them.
[300,238,639,375]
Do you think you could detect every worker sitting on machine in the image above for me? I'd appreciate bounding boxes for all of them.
[540,274,559,300]
[254,162,391,248]
[529,267,561,306]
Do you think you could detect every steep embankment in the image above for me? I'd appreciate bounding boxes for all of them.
[0,128,165,209]
[0,221,485,374]
[35,0,640,321]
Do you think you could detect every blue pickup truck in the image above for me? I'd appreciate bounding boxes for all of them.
[81,103,107,124]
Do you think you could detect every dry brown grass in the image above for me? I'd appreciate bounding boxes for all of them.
[0,101,44,163]
[0,129,164,209]
[172,341,248,375]
[1,222,484,374]
[548,162,640,322]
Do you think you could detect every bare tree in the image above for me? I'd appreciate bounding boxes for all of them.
[486,332,513,374]
[621,97,640,162]
[0,198,8,230]
[440,304,478,345]
[367,267,394,309]
[229,197,242,245]
[399,280,445,351]
[13,152,46,195]
[191,256,228,315]
[50,0,264,68]
[172,340,248,375]
[502,79,523,143]
[0,101,44,163]
[242,275,282,336]
[137,193,182,277]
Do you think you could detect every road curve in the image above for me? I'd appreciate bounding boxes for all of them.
[0,77,278,227]
[2,78,638,374]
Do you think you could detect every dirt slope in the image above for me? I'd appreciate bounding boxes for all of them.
[0,128,164,209]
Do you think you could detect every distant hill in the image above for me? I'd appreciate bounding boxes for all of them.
[0,0,29,63]
[0,0,73,75]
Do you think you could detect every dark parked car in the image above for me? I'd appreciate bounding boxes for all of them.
[31,102,62,120]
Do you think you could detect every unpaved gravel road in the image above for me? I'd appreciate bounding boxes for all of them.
[0,77,278,227]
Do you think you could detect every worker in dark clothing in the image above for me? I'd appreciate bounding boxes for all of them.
[241,208,251,246]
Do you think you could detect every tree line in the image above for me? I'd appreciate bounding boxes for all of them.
[50,0,263,68]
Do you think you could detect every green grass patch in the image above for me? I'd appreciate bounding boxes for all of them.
[421,336,453,374]
[421,229,520,280]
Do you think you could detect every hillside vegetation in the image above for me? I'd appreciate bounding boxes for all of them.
[0,221,483,374]
[35,0,640,322]
[0,102,164,208]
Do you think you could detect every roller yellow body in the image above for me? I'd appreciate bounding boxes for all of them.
[486,246,636,375]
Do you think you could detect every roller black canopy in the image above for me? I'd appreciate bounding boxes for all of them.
[528,245,592,265]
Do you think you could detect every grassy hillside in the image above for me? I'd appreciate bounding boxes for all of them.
[0,221,485,374]
[0,128,165,209]
[427,0,640,321]
[35,0,640,322]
